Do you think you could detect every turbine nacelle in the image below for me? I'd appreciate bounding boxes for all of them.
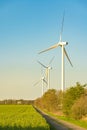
[59,42,68,46]
[41,77,44,80]
[48,66,52,70]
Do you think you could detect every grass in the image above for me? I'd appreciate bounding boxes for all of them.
[57,116,87,129]
[50,124,56,130]
[45,111,87,129]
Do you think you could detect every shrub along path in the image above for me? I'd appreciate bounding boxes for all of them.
[35,107,87,130]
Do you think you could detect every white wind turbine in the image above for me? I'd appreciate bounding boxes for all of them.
[37,57,54,90]
[34,76,47,96]
[39,13,73,91]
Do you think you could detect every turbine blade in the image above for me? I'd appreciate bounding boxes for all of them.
[43,78,47,85]
[49,56,55,65]
[59,11,65,42]
[64,48,73,67]
[39,43,59,54]
[33,80,40,86]
[37,61,47,68]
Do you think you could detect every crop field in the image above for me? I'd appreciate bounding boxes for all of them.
[0,105,50,130]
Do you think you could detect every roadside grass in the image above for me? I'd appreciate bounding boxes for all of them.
[49,124,56,130]
[46,111,87,129]
[57,116,87,129]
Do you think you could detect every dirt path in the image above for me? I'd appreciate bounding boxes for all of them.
[35,107,86,130]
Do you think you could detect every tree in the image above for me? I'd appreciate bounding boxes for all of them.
[63,82,85,116]
[34,97,43,108]
[42,89,58,112]
[71,95,87,119]
[56,90,64,110]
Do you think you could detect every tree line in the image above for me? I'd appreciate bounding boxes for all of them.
[34,82,87,120]
[0,99,34,105]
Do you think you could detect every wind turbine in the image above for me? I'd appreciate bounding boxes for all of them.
[37,57,54,90]
[39,13,73,91]
[34,76,47,96]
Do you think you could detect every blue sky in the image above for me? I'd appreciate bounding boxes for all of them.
[0,0,87,99]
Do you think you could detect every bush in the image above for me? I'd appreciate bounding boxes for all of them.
[62,82,85,116]
[56,90,64,110]
[42,89,58,112]
[71,95,87,119]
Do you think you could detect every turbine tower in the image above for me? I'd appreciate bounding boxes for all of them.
[37,57,54,90]
[39,13,73,91]
[34,76,47,96]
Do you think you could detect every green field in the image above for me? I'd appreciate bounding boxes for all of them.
[0,105,50,130]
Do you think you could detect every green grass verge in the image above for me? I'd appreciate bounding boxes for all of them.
[46,111,87,129]
[57,116,87,129]
[49,124,56,130]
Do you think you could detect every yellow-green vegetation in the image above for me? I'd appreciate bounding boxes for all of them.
[0,105,50,130]
[46,111,87,129]
[35,82,87,129]
[35,82,87,120]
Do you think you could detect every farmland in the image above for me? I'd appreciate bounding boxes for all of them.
[0,105,50,130]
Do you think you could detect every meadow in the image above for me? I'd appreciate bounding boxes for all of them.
[0,105,50,130]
